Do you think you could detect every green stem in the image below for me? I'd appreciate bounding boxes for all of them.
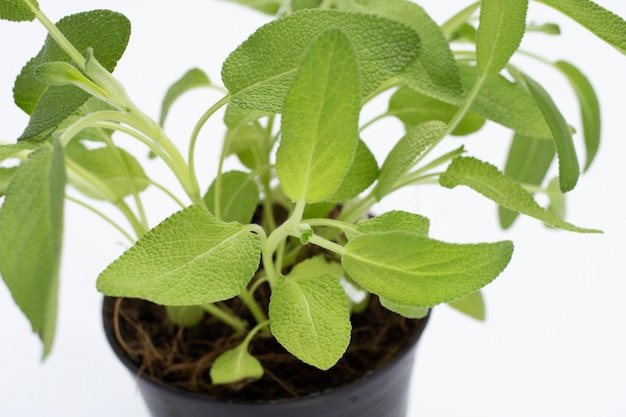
[32,7,86,70]
[238,290,269,334]
[200,303,247,333]
[308,234,346,256]
[337,193,377,224]
[149,180,186,209]
[441,1,481,40]
[303,218,359,236]
[65,196,134,243]
[362,76,402,105]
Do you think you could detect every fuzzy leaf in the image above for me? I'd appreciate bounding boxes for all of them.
[517,72,579,192]
[96,204,261,305]
[287,256,344,281]
[0,140,65,358]
[476,0,529,76]
[159,68,212,126]
[269,274,351,370]
[389,87,485,136]
[210,343,264,385]
[0,167,18,196]
[448,291,486,321]
[65,141,150,201]
[0,140,39,162]
[0,0,38,22]
[375,121,447,200]
[222,9,420,112]
[204,170,259,224]
[337,0,463,101]
[276,29,360,203]
[380,297,429,319]
[554,61,601,171]
[440,156,599,233]
[499,134,556,229]
[13,10,131,141]
[537,0,626,54]
[353,210,430,238]
[342,231,513,307]
[326,139,379,203]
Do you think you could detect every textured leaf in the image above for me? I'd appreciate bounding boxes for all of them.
[380,297,429,318]
[342,231,513,307]
[222,9,420,112]
[326,139,379,203]
[292,0,322,11]
[448,291,486,320]
[0,140,65,357]
[440,156,599,233]
[554,61,601,171]
[0,140,39,162]
[96,204,261,305]
[223,0,283,15]
[527,22,561,35]
[499,134,556,229]
[476,0,529,76]
[546,176,567,220]
[0,167,18,196]
[459,64,551,138]
[353,210,430,238]
[337,0,463,101]
[65,140,150,201]
[224,123,268,170]
[0,0,38,22]
[537,0,626,54]
[13,10,131,141]
[204,170,259,224]
[276,29,360,203]
[210,343,264,385]
[518,72,579,192]
[389,87,485,136]
[159,68,212,126]
[375,121,447,200]
[269,274,351,370]
[287,256,344,281]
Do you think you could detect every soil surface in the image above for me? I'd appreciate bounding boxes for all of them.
[103,291,426,402]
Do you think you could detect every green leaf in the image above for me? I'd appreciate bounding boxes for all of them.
[65,140,150,201]
[269,274,351,370]
[546,176,567,220]
[326,139,379,203]
[0,140,39,162]
[287,256,344,281]
[459,64,552,139]
[14,10,131,141]
[447,291,486,321]
[223,0,283,15]
[204,170,259,224]
[342,231,513,307]
[276,29,360,203]
[292,0,322,11]
[222,9,420,112]
[0,140,65,358]
[0,0,38,22]
[353,210,430,238]
[375,121,447,200]
[516,71,579,192]
[336,0,463,102]
[34,61,91,86]
[210,342,264,385]
[554,61,601,171]
[388,87,485,136]
[0,167,18,196]
[526,22,561,35]
[96,204,261,305]
[476,0,528,76]
[380,297,429,319]
[499,134,556,229]
[165,305,205,328]
[159,68,212,126]
[536,0,626,54]
[440,156,599,233]
[225,123,268,170]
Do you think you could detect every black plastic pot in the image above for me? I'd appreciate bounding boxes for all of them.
[103,298,430,417]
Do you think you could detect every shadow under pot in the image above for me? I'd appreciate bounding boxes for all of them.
[102,295,430,417]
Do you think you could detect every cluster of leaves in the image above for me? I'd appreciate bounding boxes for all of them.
[1,0,624,385]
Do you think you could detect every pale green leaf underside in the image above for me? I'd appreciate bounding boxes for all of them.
[269,274,351,370]
[447,291,486,321]
[204,170,259,224]
[0,167,18,196]
[276,29,360,203]
[0,140,65,358]
[0,0,38,22]
[287,256,344,281]
[222,9,420,112]
[354,210,430,238]
[210,344,264,385]
[14,10,130,141]
[476,0,528,76]
[380,297,429,319]
[326,139,379,203]
[342,231,513,307]
[537,0,626,54]
[159,68,212,126]
[96,204,261,305]
[440,156,599,233]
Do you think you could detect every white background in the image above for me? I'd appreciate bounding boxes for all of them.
[1,1,625,416]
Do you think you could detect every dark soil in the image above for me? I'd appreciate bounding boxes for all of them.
[103,292,426,402]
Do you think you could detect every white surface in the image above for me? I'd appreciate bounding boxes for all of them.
[1,1,625,416]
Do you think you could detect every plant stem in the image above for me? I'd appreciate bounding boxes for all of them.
[303,218,358,236]
[308,234,346,256]
[200,303,247,333]
[238,290,270,334]
[32,7,86,70]
[65,196,135,243]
